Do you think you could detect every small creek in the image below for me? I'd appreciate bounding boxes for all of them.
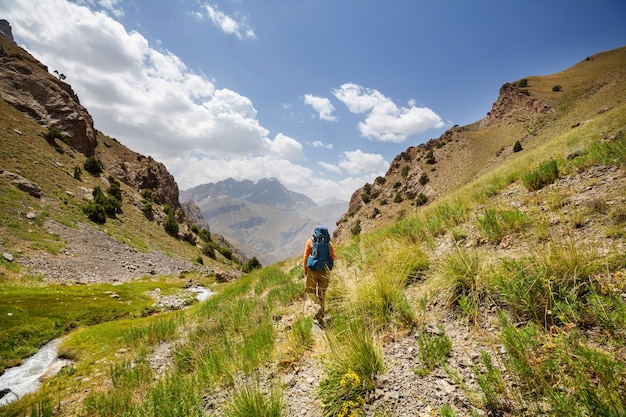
[0,286,214,406]
[0,338,64,406]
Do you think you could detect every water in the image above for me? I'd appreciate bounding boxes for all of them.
[0,338,63,406]
[189,285,214,302]
[0,286,214,406]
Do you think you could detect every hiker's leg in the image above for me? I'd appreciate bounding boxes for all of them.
[305,270,321,305]
[315,271,331,320]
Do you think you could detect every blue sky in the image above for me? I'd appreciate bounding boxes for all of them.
[2,0,625,202]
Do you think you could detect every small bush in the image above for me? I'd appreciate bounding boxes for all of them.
[415,192,428,206]
[552,84,562,92]
[518,78,528,87]
[84,157,104,175]
[375,176,386,185]
[82,201,106,224]
[419,172,429,185]
[425,150,436,164]
[415,325,452,376]
[351,219,361,237]
[163,212,179,237]
[73,166,82,180]
[401,165,410,178]
[513,140,522,153]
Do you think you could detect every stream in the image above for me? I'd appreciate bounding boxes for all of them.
[0,338,64,406]
[0,286,214,406]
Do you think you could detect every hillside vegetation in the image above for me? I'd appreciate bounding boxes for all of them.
[1,39,625,416]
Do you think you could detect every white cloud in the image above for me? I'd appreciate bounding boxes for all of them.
[304,94,337,121]
[264,133,303,160]
[318,161,342,174]
[338,150,388,175]
[333,83,444,143]
[199,3,256,40]
[2,0,354,204]
[311,140,333,150]
[333,83,383,113]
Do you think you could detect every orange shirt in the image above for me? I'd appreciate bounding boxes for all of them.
[302,238,336,274]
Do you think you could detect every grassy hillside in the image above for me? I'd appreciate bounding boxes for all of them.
[1,46,625,416]
[335,46,626,241]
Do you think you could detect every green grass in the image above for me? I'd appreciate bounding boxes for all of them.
[0,278,190,372]
[319,320,384,417]
[224,381,285,417]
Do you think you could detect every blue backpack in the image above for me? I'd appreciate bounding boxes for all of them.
[306,227,333,271]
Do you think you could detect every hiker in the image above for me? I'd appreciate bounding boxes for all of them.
[302,226,336,323]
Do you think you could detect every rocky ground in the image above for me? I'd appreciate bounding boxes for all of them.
[20,220,209,284]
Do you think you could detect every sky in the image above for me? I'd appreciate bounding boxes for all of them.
[1,1,625,203]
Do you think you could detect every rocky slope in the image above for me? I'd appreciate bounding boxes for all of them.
[333,46,626,243]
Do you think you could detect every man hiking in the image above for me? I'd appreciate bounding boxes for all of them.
[302,226,336,324]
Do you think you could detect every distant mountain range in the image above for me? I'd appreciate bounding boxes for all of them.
[180,178,348,265]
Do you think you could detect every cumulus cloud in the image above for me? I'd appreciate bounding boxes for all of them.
[304,94,337,121]
[199,3,256,40]
[338,150,388,175]
[333,83,444,143]
[264,133,303,160]
[2,0,356,203]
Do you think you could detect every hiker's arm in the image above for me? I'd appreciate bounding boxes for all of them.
[302,239,312,274]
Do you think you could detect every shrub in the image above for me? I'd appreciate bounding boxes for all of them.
[552,84,562,92]
[415,192,428,206]
[375,176,386,185]
[419,172,429,185]
[518,78,528,87]
[513,140,523,153]
[202,241,217,259]
[425,150,436,164]
[163,212,179,237]
[73,166,82,180]
[44,127,69,144]
[243,257,262,273]
[401,165,410,178]
[351,219,361,236]
[82,201,106,224]
[84,157,104,175]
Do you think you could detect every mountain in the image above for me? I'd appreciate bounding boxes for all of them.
[334,46,626,242]
[2,26,626,417]
[180,177,316,209]
[0,31,244,284]
[181,178,348,265]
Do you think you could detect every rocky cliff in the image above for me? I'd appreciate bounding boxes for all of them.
[0,35,97,156]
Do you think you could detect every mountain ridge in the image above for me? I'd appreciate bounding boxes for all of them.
[182,177,347,265]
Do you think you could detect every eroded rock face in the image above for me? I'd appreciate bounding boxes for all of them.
[487,83,554,124]
[0,41,97,156]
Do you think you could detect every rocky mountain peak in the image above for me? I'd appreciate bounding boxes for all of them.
[0,19,13,42]
[0,33,97,156]
[181,177,315,209]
